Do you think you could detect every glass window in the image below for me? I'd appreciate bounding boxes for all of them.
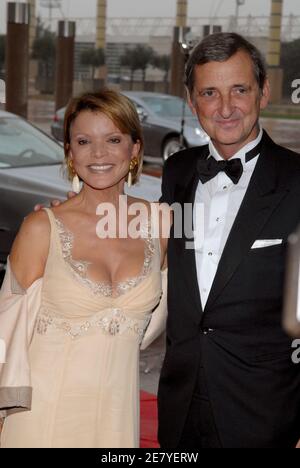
[0,117,64,168]
[141,96,194,119]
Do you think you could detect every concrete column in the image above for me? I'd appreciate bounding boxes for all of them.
[5,2,30,118]
[96,0,106,49]
[176,0,188,27]
[54,21,75,111]
[267,0,284,103]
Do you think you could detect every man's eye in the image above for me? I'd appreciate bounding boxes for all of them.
[201,90,216,98]
[109,138,121,143]
[78,139,88,145]
[234,87,247,95]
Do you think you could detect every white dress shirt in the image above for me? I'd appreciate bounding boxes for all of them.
[193,127,263,309]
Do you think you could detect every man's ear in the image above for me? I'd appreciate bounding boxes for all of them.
[260,78,271,110]
[186,86,197,116]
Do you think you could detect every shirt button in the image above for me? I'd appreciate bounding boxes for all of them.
[216,217,220,222]
[208,252,213,256]
[223,186,228,190]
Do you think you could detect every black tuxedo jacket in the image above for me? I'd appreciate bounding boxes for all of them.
[158,130,300,448]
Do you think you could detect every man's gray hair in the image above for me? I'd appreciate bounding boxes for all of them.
[185,32,267,93]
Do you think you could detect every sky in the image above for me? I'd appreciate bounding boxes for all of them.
[1,0,300,34]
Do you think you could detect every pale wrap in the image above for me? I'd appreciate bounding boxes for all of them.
[0,260,167,418]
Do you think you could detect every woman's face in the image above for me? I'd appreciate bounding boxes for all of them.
[68,110,140,190]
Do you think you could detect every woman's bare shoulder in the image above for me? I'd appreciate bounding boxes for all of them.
[10,210,51,288]
[18,210,51,236]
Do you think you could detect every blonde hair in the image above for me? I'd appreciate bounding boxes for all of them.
[64,89,144,185]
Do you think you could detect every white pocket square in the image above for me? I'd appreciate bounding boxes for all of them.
[251,239,283,249]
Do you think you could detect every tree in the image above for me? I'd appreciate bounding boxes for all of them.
[152,54,170,93]
[0,35,5,76]
[121,45,155,89]
[281,39,300,98]
[121,48,140,90]
[32,29,56,82]
[80,48,105,80]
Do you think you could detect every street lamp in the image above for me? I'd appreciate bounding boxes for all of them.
[40,0,62,29]
[235,0,245,31]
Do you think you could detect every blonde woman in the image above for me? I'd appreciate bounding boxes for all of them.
[0,90,169,448]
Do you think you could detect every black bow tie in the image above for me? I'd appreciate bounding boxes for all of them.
[197,139,262,185]
[197,157,243,184]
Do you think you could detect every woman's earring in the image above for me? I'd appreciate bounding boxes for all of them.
[72,174,81,194]
[127,170,133,188]
[127,158,138,188]
[68,158,80,194]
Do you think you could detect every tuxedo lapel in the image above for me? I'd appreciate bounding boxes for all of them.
[173,149,209,320]
[205,132,290,312]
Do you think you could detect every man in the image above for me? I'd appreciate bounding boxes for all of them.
[158,32,300,448]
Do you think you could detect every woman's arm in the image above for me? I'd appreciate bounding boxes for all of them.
[140,203,172,350]
[10,211,50,289]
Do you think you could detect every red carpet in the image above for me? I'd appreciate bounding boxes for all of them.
[140,391,159,448]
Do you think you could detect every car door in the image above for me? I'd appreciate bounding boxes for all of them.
[0,171,27,263]
[130,100,161,158]
[0,114,64,264]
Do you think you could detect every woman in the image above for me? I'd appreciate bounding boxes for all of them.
[0,90,169,448]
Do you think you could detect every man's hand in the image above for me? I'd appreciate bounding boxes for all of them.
[34,191,76,212]
[296,438,300,448]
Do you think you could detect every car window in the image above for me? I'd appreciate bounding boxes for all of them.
[141,96,194,118]
[0,117,64,168]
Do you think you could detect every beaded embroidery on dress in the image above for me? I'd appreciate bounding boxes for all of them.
[1,207,162,448]
[54,216,155,298]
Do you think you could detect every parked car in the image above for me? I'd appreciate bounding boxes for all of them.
[0,110,162,277]
[51,91,209,162]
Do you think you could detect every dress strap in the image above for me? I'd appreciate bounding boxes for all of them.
[42,207,57,228]
[42,208,64,259]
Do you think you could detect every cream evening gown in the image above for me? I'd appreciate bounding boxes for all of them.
[1,208,163,448]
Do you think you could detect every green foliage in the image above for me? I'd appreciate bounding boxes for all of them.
[121,45,155,88]
[80,48,105,79]
[80,48,105,67]
[32,28,56,79]
[32,30,56,62]
[152,54,170,91]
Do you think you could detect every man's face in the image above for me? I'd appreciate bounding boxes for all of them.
[188,50,270,158]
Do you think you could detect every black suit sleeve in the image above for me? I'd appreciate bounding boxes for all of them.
[159,147,202,205]
[159,157,176,205]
